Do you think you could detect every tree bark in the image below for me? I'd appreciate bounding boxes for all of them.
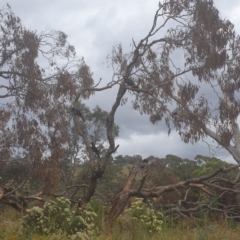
[105,157,141,224]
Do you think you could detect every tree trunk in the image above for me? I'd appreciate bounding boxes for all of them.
[78,174,97,209]
[105,159,141,224]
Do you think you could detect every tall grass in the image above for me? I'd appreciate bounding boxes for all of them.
[1,202,240,240]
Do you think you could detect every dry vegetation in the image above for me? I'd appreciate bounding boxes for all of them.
[2,0,240,238]
[1,207,240,240]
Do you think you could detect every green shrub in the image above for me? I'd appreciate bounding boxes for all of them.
[124,198,163,233]
[21,197,97,239]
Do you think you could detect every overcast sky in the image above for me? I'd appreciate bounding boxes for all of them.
[3,0,240,163]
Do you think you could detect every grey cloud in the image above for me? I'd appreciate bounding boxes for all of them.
[113,131,225,160]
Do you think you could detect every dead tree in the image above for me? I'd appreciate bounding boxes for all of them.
[105,160,240,223]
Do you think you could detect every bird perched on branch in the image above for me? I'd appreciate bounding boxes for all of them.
[124,77,139,88]
[124,77,139,93]
[141,158,159,169]
[91,141,100,158]
[71,107,85,121]
[142,159,149,163]
[140,158,149,168]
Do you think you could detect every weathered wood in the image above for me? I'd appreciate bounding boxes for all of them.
[105,157,142,224]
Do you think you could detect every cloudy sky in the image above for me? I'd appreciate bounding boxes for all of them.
[3,0,240,163]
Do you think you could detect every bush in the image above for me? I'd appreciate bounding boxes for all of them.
[21,197,97,239]
[124,198,163,233]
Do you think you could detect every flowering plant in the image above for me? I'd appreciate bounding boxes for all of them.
[22,197,97,239]
[124,198,163,233]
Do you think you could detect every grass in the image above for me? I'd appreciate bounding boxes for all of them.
[1,206,240,240]
[97,219,240,240]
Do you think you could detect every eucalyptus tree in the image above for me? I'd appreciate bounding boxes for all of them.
[0,5,118,210]
[108,0,238,160]
[104,0,240,222]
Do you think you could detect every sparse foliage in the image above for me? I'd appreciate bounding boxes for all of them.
[0,4,118,210]
[109,0,240,164]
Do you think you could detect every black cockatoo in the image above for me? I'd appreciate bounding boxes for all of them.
[124,77,139,88]
[71,107,85,121]
[91,142,100,158]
